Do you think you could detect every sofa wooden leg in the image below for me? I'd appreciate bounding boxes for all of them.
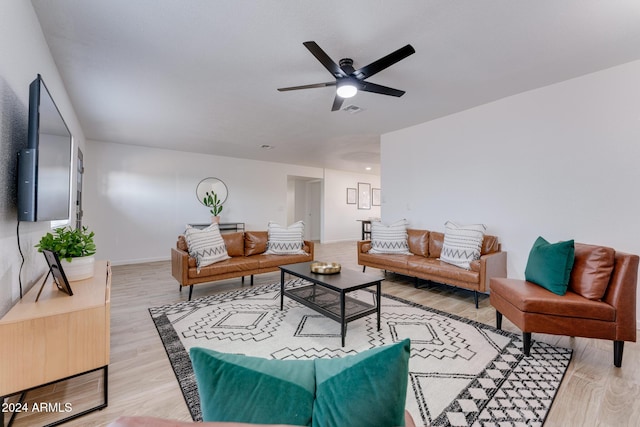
[522,332,532,356]
[473,291,479,308]
[241,276,245,284]
[362,266,366,272]
[614,341,624,368]
[496,311,503,330]
[188,285,194,301]
[250,275,254,286]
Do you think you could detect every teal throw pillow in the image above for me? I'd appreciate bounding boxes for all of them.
[524,236,575,295]
[189,347,315,426]
[312,339,411,427]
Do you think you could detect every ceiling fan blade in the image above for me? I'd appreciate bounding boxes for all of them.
[303,41,347,79]
[277,82,336,92]
[331,94,345,111]
[359,81,406,97]
[354,44,415,80]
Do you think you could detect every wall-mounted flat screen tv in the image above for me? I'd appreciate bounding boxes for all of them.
[17,74,72,222]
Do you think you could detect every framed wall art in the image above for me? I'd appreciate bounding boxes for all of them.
[372,188,381,206]
[346,188,357,204]
[357,182,371,210]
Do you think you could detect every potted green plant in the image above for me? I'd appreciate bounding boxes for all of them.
[35,226,97,281]
[203,190,223,223]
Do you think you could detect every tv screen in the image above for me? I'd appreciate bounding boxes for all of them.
[17,75,72,222]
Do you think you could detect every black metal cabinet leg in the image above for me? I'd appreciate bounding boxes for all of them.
[376,281,381,331]
[2,365,108,427]
[280,270,285,310]
[103,365,108,407]
[341,291,346,347]
[3,392,26,427]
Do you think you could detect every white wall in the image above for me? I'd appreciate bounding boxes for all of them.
[84,140,326,264]
[323,169,381,243]
[84,141,381,263]
[0,2,85,316]
[382,61,640,319]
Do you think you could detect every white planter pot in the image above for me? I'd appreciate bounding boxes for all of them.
[61,255,95,281]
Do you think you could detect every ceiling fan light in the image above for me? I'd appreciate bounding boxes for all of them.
[336,84,358,98]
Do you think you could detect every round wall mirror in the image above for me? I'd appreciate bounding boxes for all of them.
[196,177,228,206]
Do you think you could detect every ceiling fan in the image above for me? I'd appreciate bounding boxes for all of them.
[278,41,415,111]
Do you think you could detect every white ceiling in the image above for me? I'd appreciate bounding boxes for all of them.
[31,1,640,175]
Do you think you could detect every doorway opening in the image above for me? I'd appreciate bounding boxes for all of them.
[287,176,322,242]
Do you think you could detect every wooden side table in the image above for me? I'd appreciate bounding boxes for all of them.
[0,260,111,426]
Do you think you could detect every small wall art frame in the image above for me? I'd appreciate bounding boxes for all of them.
[346,188,357,204]
[372,188,381,206]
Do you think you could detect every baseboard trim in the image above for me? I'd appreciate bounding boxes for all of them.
[109,256,169,266]
[320,238,360,244]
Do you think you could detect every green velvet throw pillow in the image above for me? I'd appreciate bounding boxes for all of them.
[524,236,575,295]
[312,339,411,427]
[189,347,315,426]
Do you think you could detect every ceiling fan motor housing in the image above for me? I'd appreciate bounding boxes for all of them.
[339,58,355,75]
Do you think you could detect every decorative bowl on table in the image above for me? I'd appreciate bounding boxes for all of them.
[310,262,341,274]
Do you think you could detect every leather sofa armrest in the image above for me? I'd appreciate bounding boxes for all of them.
[171,247,190,286]
[107,416,303,426]
[479,251,507,293]
[303,240,315,260]
[357,240,372,254]
[605,252,639,342]
[107,412,416,427]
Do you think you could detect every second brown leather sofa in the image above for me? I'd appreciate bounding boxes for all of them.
[358,229,507,307]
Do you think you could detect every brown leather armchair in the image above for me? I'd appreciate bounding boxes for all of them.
[490,243,638,367]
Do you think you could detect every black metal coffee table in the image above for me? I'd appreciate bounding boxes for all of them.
[280,262,381,346]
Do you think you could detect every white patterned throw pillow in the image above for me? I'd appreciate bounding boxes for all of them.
[368,219,412,255]
[440,221,486,270]
[184,223,230,272]
[265,221,308,255]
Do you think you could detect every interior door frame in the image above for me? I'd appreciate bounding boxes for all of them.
[75,148,84,229]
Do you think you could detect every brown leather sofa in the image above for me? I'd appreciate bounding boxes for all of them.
[358,229,507,307]
[490,243,638,367]
[171,231,314,300]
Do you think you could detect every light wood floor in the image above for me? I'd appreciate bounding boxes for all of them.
[4,241,640,426]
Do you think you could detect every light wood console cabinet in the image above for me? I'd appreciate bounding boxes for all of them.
[0,260,111,426]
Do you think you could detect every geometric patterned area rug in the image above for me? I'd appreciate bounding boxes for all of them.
[149,279,572,426]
